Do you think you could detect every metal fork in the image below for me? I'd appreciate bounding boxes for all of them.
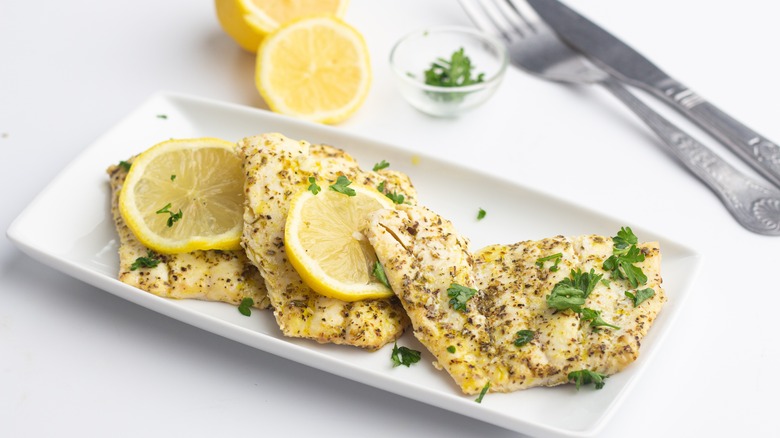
[459,0,780,235]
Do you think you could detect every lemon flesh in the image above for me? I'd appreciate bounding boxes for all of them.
[215,0,349,53]
[256,16,371,124]
[119,138,244,254]
[284,184,394,301]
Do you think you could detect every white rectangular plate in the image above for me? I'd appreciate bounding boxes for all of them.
[7,92,701,438]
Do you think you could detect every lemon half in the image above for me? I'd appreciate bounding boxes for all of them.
[284,182,394,301]
[119,138,244,254]
[215,0,350,53]
[256,16,372,124]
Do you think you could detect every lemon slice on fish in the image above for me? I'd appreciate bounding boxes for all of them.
[284,180,394,301]
[119,138,244,254]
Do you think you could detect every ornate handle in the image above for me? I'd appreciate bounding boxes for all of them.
[652,79,780,189]
[600,77,780,235]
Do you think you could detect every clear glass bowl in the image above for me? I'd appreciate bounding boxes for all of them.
[389,26,508,117]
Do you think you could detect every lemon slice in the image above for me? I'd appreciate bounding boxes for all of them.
[284,182,394,301]
[119,138,244,254]
[256,16,372,124]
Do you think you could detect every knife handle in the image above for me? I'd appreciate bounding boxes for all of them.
[600,77,780,235]
[651,80,780,189]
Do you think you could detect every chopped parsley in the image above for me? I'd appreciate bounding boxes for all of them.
[156,114,168,119]
[238,297,254,316]
[535,252,562,272]
[477,208,486,220]
[568,369,608,390]
[373,160,390,171]
[513,330,535,347]
[376,181,386,193]
[475,381,490,403]
[384,191,405,204]
[447,345,456,354]
[130,250,159,271]
[372,261,390,289]
[307,177,321,195]
[156,203,183,227]
[603,227,647,287]
[391,342,421,367]
[329,175,356,196]
[625,288,655,307]
[546,282,587,313]
[118,160,131,171]
[170,174,176,182]
[447,283,477,312]
[424,47,485,88]
[580,308,619,330]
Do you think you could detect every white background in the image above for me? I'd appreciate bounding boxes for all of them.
[2,1,779,437]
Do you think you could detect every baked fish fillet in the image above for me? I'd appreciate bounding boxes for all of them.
[107,160,269,309]
[239,133,412,350]
[366,204,665,394]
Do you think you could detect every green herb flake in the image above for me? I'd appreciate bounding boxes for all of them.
[373,160,390,171]
[130,250,160,271]
[156,203,183,227]
[477,208,486,220]
[118,160,131,171]
[603,227,648,288]
[372,261,390,289]
[535,252,563,272]
[475,381,490,403]
[385,191,405,204]
[513,330,535,347]
[581,308,620,331]
[568,369,608,390]
[376,181,386,193]
[447,283,478,312]
[391,342,421,367]
[424,47,485,88]
[546,283,587,313]
[170,174,176,182]
[625,288,655,307]
[329,175,356,196]
[238,297,254,316]
[156,114,168,119]
[307,177,321,195]
[447,345,456,354]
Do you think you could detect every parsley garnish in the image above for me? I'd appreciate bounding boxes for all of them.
[391,342,421,367]
[477,208,486,220]
[603,227,648,288]
[568,369,608,390]
[376,181,386,193]
[447,345,456,354]
[514,330,535,347]
[536,252,562,272]
[156,114,168,119]
[475,381,490,403]
[329,175,356,196]
[625,288,655,307]
[547,282,587,313]
[372,261,390,289]
[156,203,183,227]
[170,174,176,182]
[118,160,131,171]
[563,268,603,298]
[307,177,321,195]
[238,297,254,316]
[447,283,477,312]
[581,308,619,330]
[130,250,159,271]
[424,48,485,88]
[385,191,405,204]
[373,160,390,171]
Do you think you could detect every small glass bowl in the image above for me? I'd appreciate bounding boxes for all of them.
[389,26,508,117]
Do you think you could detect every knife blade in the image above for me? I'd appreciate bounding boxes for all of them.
[526,0,780,189]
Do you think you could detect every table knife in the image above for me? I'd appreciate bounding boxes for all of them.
[526,0,780,189]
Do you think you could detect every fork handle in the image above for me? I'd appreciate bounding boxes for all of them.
[649,79,780,189]
[599,77,780,235]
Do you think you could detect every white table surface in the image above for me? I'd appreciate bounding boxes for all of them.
[2,1,778,437]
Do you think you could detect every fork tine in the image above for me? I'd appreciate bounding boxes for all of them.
[491,0,534,37]
[458,0,515,42]
[505,0,543,31]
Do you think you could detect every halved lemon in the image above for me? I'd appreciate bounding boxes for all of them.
[215,0,350,53]
[284,181,394,301]
[119,138,244,254]
[256,16,372,124]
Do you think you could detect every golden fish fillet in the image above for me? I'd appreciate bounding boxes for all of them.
[366,204,665,394]
[239,133,412,350]
[107,160,270,309]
